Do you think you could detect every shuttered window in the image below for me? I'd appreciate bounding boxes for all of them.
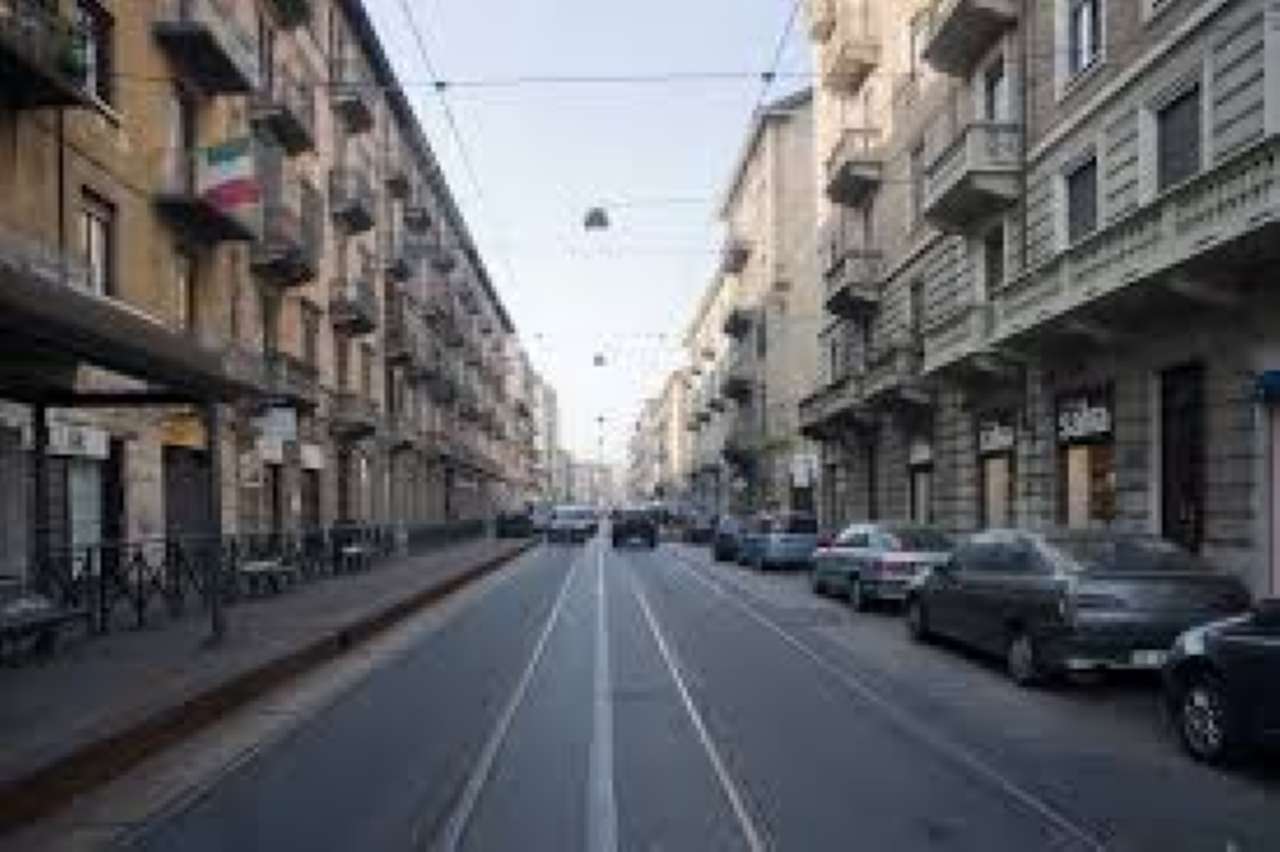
[1066,157,1098,244]
[1157,88,1201,191]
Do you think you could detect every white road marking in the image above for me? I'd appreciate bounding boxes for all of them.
[669,552,1107,852]
[431,546,583,852]
[588,544,619,852]
[629,569,768,852]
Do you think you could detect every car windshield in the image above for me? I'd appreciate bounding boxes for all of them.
[885,526,954,552]
[1046,535,1209,573]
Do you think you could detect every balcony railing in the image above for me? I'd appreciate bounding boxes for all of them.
[826,128,883,207]
[864,339,930,409]
[820,0,880,94]
[265,350,319,407]
[153,140,262,243]
[252,178,321,287]
[330,53,375,134]
[263,0,312,30]
[330,390,378,439]
[994,137,1280,346]
[721,236,750,275]
[798,374,872,439]
[153,0,259,94]
[923,121,1021,232]
[921,303,996,377]
[922,0,1017,77]
[824,245,882,317]
[806,0,835,41]
[251,67,316,156]
[329,166,375,234]
[0,0,92,108]
[329,274,377,335]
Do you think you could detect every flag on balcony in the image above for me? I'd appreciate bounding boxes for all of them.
[198,137,262,215]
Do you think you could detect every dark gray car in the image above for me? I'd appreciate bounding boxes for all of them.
[811,522,954,611]
[905,529,1252,686]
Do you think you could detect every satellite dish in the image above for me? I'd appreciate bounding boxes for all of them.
[583,207,610,231]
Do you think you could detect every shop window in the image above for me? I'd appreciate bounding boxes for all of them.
[1157,87,1202,191]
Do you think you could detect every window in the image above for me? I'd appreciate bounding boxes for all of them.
[1157,87,1202,190]
[336,335,350,391]
[80,191,114,297]
[259,290,280,354]
[1068,0,1102,78]
[77,0,114,105]
[983,59,1008,122]
[1066,157,1098,243]
[360,344,374,396]
[755,315,767,359]
[909,142,925,226]
[907,14,926,79]
[303,305,320,369]
[983,225,1005,290]
[175,249,196,333]
[909,280,925,340]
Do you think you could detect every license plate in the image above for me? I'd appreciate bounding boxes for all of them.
[1130,650,1167,667]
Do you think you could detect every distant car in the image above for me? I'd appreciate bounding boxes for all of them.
[1163,599,1280,764]
[684,513,716,545]
[811,522,954,610]
[906,529,1252,686]
[495,510,534,538]
[546,505,597,544]
[611,507,658,549]
[736,512,819,571]
[712,516,744,562]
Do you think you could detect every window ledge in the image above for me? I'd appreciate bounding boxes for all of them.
[1057,57,1107,104]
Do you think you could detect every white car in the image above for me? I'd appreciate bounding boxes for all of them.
[546,505,598,544]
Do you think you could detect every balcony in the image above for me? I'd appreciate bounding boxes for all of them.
[921,302,1002,378]
[0,0,92,109]
[153,0,259,94]
[826,128,883,207]
[252,179,321,287]
[723,419,759,469]
[820,0,880,94]
[404,196,432,233]
[263,0,312,29]
[720,349,755,402]
[798,375,873,440]
[265,350,319,407]
[251,68,316,156]
[383,230,417,282]
[824,247,882,318]
[720,236,750,275]
[994,137,1280,349]
[922,0,1017,77]
[330,166,375,234]
[330,274,378,335]
[721,305,755,339]
[923,122,1021,232]
[330,390,378,440]
[330,54,375,134]
[154,141,262,243]
[806,0,835,41]
[864,340,930,410]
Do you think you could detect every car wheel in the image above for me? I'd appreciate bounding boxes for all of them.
[1006,630,1048,687]
[906,597,931,642]
[1177,672,1242,765]
[849,577,870,612]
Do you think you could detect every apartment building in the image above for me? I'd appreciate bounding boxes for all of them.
[655,368,688,500]
[626,396,661,501]
[683,88,820,517]
[0,0,537,583]
[800,0,1280,596]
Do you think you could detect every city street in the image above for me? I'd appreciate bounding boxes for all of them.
[118,538,1280,852]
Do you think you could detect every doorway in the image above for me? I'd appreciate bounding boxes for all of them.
[982,454,1013,528]
[163,446,212,542]
[1272,407,1280,594]
[1161,363,1206,552]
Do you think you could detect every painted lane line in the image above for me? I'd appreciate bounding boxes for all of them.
[432,548,583,852]
[668,555,1107,852]
[629,569,768,852]
[587,544,618,852]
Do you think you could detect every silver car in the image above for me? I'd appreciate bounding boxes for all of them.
[812,522,954,611]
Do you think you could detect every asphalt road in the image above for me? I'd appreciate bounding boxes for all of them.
[124,537,1280,851]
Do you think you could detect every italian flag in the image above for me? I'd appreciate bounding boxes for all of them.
[199,137,262,213]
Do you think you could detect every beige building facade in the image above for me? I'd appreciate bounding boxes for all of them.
[0,0,542,583]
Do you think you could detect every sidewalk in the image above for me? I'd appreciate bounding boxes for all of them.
[0,535,535,833]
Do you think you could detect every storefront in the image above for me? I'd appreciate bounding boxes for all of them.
[976,412,1016,528]
[908,437,933,524]
[1055,386,1116,529]
[1260,370,1280,595]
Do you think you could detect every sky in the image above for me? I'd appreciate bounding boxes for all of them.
[365,0,810,465]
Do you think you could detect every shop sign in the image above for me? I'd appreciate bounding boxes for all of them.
[1057,389,1113,444]
[257,436,284,465]
[300,443,325,470]
[255,407,297,442]
[908,438,934,467]
[161,413,207,449]
[23,422,109,459]
[977,417,1015,456]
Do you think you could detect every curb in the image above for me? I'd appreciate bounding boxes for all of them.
[0,538,537,835]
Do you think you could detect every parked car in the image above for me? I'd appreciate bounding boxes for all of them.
[736,512,819,571]
[811,522,954,610]
[1163,598,1280,764]
[712,516,744,562]
[611,507,658,549]
[495,510,534,538]
[546,505,597,544]
[905,529,1251,686]
[684,512,717,545]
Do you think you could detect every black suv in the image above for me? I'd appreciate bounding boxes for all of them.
[612,508,658,549]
